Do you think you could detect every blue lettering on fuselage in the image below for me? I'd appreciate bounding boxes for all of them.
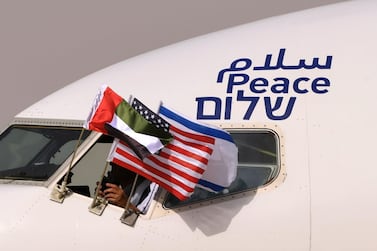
[196,48,332,120]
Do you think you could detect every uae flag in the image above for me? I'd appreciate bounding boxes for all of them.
[107,99,215,200]
[84,85,172,159]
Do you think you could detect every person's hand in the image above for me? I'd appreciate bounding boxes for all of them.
[103,183,128,207]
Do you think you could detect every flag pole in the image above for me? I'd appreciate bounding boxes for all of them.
[88,161,109,215]
[50,128,86,203]
[120,173,140,226]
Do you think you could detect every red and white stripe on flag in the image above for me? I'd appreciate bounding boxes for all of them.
[108,123,215,200]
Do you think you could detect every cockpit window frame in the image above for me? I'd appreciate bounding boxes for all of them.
[0,123,91,187]
[7,121,286,220]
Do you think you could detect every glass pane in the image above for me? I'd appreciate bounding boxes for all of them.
[66,135,114,197]
[164,130,279,209]
[0,125,90,181]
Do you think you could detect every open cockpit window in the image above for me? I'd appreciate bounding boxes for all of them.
[163,129,280,209]
[0,125,90,181]
[65,134,114,197]
[66,134,158,217]
[66,129,280,215]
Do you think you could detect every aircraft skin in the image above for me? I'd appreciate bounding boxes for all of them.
[0,0,376,250]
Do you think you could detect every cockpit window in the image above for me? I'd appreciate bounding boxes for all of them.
[163,129,280,209]
[0,125,90,181]
[64,129,280,215]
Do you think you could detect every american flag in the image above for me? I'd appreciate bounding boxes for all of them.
[132,98,170,134]
[107,98,215,200]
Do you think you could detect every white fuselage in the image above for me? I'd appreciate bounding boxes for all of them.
[0,1,376,250]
